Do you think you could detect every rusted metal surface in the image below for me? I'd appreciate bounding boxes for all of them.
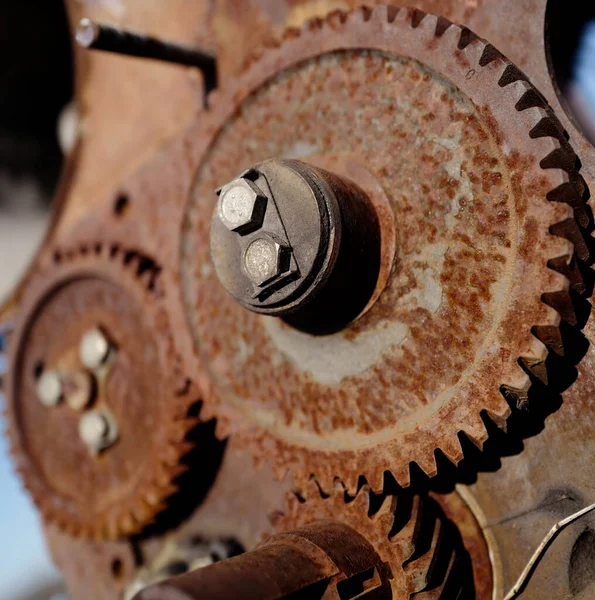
[46,526,138,600]
[2,1,594,598]
[45,441,293,599]
[3,244,205,539]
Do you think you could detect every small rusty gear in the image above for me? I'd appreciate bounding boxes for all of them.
[4,243,200,539]
[271,482,476,598]
[180,6,591,493]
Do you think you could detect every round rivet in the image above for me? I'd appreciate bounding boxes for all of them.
[36,370,63,407]
[80,328,111,370]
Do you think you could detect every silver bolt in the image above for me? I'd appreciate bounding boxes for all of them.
[80,328,111,370]
[64,371,94,412]
[78,409,118,453]
[218,178,267,234]
[36,370,64,407]
[243,237,287,286]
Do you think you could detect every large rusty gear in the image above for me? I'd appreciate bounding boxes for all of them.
[270,482,476,599]
[3,243,200,539]
[180,6,590,493]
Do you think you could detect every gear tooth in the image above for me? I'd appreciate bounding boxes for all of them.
[351,486,371,514]
[373,494,397,521]
[291,468,310,493]
[478,43,502,67]
[325,9,348,29]
[144,488,163,507]
[342,471,360,496]
[459,417,488,449]
[436,438,464,467]
[483,405,510,431]
[391,5,412,26]
[331,479,346,496]
[213,418,230,440]
[405,519,445,594]
[412,11,440,41]
[541,142,582,175]
[389,463,411,489]
[500,383,530,411]
[519,356,549,386]
[435,15,453,37]
[286,492,303,516]
[412,452,438,479]
[457,26,479,50]
[367,468,384,495]
[408,8,428,29]
[550,218,591,262]
[516,87,549,111]
[304,477,323,500]
[381,5,401,24]
[542,290,578,326]
[498,62,527,87]
[132,500,153,523]
[531,114,569,143]
[120,513,136,535]
[270,460,289,482]
[357,5,373,22]
[547,181,590,230]
[391,495,422,559]
[532,324,565,356]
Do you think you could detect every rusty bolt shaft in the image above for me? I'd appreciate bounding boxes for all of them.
[133,521,392,600]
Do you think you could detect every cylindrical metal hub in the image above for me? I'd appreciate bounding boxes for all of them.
[133,520,392,600]
[210,159,381,334]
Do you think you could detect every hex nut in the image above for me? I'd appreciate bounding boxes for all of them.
[218,178,267,234]
[243,237,288,286]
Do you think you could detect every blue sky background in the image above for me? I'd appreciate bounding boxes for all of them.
[0,353,62,600]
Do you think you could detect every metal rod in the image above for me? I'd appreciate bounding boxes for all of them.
[504,501,595,599]
[75,18,218,95]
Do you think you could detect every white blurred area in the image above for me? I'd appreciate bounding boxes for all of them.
[0,175,49,301]
[0,176,63,599]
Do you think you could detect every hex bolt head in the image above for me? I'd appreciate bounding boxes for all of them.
[80,328,111,370]
[218,178,267,235]
[79,409,118,453]
[36,370,64,407]
[243,237,288,286]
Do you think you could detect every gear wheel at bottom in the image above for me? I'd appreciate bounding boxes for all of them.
[271,483,476,599]
[131,483,477,599]
[3,244,200,539]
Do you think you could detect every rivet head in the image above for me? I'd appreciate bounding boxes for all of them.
[218,178,267,234]
[36,370,63,407]
[79,410,118,453]
[80,328,111,370]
